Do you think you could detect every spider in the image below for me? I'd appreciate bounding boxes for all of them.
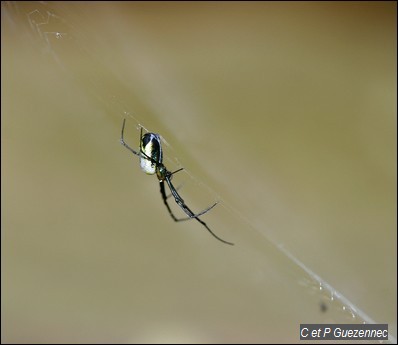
[120,119,234,246]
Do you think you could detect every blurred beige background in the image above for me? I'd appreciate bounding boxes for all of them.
[2,2,396,343]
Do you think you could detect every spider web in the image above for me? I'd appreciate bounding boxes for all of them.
[2,2,396,343]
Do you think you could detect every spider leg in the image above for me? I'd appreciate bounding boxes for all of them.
[160,180,196,221]
[165,182,183,199]
[193,212,234,245]
[165,176,217,218]
[164,176,233,245]
[160,175,214,220]
[160,180,182,222]
[163,168,184,199]
[120,119,140,157]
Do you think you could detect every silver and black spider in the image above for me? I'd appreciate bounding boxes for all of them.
[120,119,233,245]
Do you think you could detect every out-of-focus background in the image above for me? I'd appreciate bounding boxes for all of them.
[2,2,396,343]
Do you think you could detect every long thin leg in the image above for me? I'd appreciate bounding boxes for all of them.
[160,180,195,221]
[160,180,180,222]
[193,212,234,246]
[163,178,233,245]
[164,168,183,199]
[165,168,217,217]
[165,176,217,218]
[165,183,183,199]
[120,119,140,157]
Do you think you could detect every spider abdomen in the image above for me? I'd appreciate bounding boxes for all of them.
[140,133,163,175]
